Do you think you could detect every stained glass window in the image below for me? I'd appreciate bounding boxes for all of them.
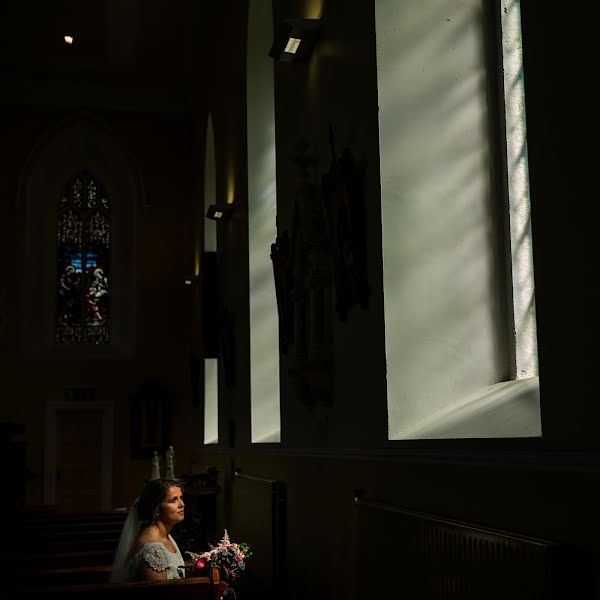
[56,171,111,344]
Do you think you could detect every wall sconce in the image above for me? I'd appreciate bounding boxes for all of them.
[206,203,235,221]
[269,18,321,62]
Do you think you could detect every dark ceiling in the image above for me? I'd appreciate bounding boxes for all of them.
[0,0,208,112]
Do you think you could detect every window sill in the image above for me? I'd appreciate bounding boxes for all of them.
[390,377,541,440]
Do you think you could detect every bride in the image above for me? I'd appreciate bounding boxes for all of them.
[110,479,186,582]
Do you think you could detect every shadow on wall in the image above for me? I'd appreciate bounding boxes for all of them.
[230,470,286,599]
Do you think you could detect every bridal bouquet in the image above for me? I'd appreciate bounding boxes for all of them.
[187,530,252,581]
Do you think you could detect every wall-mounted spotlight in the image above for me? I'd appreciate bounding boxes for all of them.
[269,18,321,62]
[206,203,235,221]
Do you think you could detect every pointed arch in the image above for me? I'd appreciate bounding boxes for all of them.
[22,113,138,357]
[17,111,146,212]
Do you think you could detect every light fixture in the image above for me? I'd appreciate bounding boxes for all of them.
[184,276,200,286]
[64,35,74,45]
[269,19,320,62]
[206,203,235,221]
[284,37,301,54]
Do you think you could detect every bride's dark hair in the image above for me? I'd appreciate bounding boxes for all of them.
[137,478,184,522]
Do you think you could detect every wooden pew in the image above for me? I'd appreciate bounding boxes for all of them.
[24,519,126,534]
[21,535,121,553]
[0,548,115,572]
[12,568,226,600]
[0,513,122,579]
[17,564,112,587]
[18,510,128,531]
[4,510,127,558]
[22,509,127,521]
[6,511,231,598]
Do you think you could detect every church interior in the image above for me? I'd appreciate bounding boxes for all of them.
[0,0,596,598]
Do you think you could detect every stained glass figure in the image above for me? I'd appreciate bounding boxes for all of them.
[72,176,83,208]
[55,171,111,344]
[86,178,98,209]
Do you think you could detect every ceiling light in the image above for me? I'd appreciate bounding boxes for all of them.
[64,35,74,45]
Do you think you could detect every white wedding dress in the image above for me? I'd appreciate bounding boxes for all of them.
[129,535,185,580]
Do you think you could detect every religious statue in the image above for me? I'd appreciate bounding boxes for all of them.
[166,445,175,479]
[150,450,161,480]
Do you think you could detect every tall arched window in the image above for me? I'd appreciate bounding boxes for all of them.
[55,171,111,344]
[247,0,280,443]
[21,114,136,358]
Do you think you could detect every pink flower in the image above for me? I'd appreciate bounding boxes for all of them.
[195,558,207,570]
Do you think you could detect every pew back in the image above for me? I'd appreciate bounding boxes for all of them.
[0,512,124,578]
[1,549,115,571]
[5,511,226,600]
[13,572,223,600]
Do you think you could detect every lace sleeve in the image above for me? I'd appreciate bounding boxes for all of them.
[139,542,170,572]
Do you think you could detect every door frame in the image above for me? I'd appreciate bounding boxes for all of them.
[43,400,113,511]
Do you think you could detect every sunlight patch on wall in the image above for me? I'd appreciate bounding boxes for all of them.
[204,358,219,444]
[377,0,540,439]
[248,0,280,443]
[501,0,538,379]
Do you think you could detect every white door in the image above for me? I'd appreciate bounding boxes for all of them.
[44,401,113,512]
[56,410,104,513]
